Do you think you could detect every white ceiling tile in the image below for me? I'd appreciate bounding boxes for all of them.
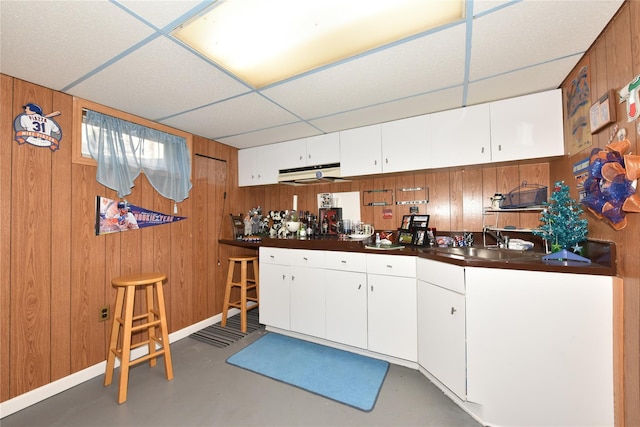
[217,122,322,149]
[68,37,250,121]
[0,0,154,90]
[466,54,581,105]
[262,24,467,120]
[160,92,301,140]
[470,0,623,81]
[310,87,464,133]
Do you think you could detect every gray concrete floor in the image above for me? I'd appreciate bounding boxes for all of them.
[2,326,481,427]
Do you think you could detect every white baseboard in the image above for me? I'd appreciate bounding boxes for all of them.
[0,309,242,419]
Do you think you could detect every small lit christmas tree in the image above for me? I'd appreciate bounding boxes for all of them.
[533,181,588,254]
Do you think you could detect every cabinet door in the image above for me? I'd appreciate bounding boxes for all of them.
[381,114,431,173]
[325,270,368,349]
[306,133,340,166]
[259,262,290,330]
[237,147,257,187]
[431,103,491,168]
[489,89,564,162]
[339,124,382,176]
[277,138,307,170]
[367,274,417,361]
[238,145,281,186]
[417,280,466,399]
[290,266,326,338]
[465,267,613,427]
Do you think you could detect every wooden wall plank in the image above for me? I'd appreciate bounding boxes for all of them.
[10,80,52,397]
[50,89,73,382]
[462,168,484,232]
[449,170,464,231]
[1,73,14,402]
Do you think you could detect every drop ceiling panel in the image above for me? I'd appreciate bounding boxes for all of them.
[119,1,202,28]
[217,122,322,149]
[160,92,301,141]
[0,1,153,90]
[310,87,464,133]
[262,24,467,120]
[467,54,582,105]
[68,37,251,121]
[470,0,624,81]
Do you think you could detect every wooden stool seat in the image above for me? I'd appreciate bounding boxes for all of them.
[104,272,173,404]
[221,256,259,333]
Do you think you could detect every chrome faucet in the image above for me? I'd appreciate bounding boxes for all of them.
[486,229,509,248]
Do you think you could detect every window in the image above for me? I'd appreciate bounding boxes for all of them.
[73,98,192,202]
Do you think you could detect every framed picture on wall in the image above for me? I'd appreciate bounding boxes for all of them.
[319,208,342,235]
[400,214,413,230]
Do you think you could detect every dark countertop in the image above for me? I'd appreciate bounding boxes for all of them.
[219,236,616,276]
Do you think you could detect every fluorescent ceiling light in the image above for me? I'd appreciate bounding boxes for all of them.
[173,0,464,88]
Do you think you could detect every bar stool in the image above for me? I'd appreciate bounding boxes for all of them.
[104,272,173,404]
[221,256,259,333]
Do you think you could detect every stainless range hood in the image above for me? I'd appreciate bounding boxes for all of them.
[278,163,349,185]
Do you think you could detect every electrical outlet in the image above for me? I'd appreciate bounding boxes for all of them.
[99,305,110,322]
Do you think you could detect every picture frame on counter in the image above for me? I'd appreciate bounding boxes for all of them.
[411,214,430,229]
[398,230,414,244]
[413,229,426,246]
[401,214,413,230]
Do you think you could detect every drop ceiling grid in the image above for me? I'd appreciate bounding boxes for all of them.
[261,24,467,120]
[160,92,301,141]
[0,1,154,91]
[118,0,202,29]
[68,36,251,121]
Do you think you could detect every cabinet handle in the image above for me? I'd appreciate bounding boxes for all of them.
[386,264,393,268]
[282,274,286,280]
[374,160,377,165]
[370,285,374,292]
[481,147,485,154]
[299,155,303,160]
[292,275,295,281]
[308,154,311,159]
[358,284,362,290]
[303,257,308,261]
[341,260,347,264]
[385,158,388,164]
[498,144,502,151]
[270,255,275,258]
[451,307,457,315]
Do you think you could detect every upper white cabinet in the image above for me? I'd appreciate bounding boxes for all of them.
[431,103,491,168]
[339,124,383,177]
[306,133,340,166]
[237,144,280,187]
[381,114,431,173]
[278,133,341,170]
[489,89,564,163]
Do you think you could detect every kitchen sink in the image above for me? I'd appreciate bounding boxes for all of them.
[431,246,542,261]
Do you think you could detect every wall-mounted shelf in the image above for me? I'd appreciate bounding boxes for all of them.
[396,187,429,205]
[362,189,394,206]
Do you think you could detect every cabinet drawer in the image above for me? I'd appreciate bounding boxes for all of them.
[417,258,465,294]
[259,247,290,265]
[366,254,416,277]
[289,249,325,268]
[325,251,367,272]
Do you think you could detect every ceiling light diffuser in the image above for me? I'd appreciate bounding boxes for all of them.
[173,0,464,88]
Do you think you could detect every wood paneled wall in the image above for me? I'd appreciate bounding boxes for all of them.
[554,2,639,425]
[0,76,248,402]
[237,163,549,236]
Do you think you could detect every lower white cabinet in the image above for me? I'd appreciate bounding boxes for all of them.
[290,265,325,337]
[417,259,466,400]
[465,267,613,427]
[366,254,417,362]
[259,248,291,330]
[325,269,368,348]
